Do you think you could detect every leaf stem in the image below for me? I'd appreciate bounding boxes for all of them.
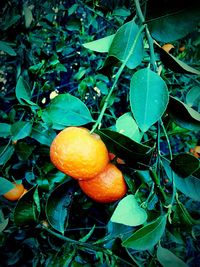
[90,23,146,133]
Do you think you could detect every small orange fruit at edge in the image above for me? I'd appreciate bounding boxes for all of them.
[50,127,109,180]
[190,146,200,158]
[78,163,127,203]
[109,152,125,164]
[162,43,175,53]
[3,183,25,201]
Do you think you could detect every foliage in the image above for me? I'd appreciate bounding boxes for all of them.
[0,0,200,266]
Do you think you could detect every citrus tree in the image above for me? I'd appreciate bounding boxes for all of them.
[0,0,200,266]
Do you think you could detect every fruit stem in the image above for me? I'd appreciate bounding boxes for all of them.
[90,23,146,133]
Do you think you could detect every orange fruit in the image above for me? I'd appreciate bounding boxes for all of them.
[190,146,200,158]
[162,43,175,53]
[179,46,185,52]
[109,152,125,164]
[78,163,127,203]
[3,183,25,201]
[50,127,109,180]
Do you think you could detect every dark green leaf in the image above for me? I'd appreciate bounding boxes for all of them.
[0,145,14,165]
[83,34,115,53]
[110,195,147,226]
[157,245,188,267]
[46,181,74,234]
[147,3,200,42]
[11,121,32,141]
[0,123,11,138]
[0,41,16,56]
[0,177,15,195]
[168,96,200,131]
[14,186,40,226]
[171,153,200,178]
[108,20,143,69]
[15,142,35,161]
[122,215,167,250]
[159,47,200,75]
[15,76,31,104]
[96,129,154,169]
[0,217,9,233]
[130,68,169,132]
[2,15,21,30]
[41,94,94,129]
[162,158,200,201]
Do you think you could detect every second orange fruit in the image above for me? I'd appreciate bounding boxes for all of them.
[79,163,127,203]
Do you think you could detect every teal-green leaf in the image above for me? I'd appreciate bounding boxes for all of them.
[108,20,143,69]
[14,186,40,226]
[0,217,9,233]
[0,123,11,138]
[168,96,200,131]
[83,34,115,53]
[11,121,32,141]
[186,86,200,108]
[41,94,94,130]
[46,181,74,234]
[157,245,188,267]
[31,124,56,146]
[110,195,147,226]
[171,153,200,178]
[116,112,142,142]
[162,158,200,201]
[122,215,167,250]
[0,41,16,56]
[130,68,169,132]
[0,145,14,165]
[0,178,15,195]
[15,76,31,104]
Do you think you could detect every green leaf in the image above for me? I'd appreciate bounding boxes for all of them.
[0,178,15,195]
[110,195,147,226]
[31,124,56,146]
[46,181,74,234]
[96,129,154,169]
[0,41,16,56]
[168,96,200,131]
[130,68,169,132]
[162,158,200,201]
[23,4,33,28]
[122,215,167,250]
[11,121,32,141]
[83,34,115,53]
[147,3,200,42]
[15,142,35,161]
[14,186,40,226]
[0,123,11,138]
[116,112,142,142]
[171,153,200,178]
[0,145,14,165]
[108,20,143,69]
[15,76,31,104]
[0,217,9,233]
[42,94,94,129]
[186,86,200,108]
[159,47,200,75]
[157,245,188,267]
[79,225,96,242]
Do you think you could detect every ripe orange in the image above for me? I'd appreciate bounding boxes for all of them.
[162,43,175,53]
[78,163,127,203]
[3,183,25,201]
[50,127,109,180]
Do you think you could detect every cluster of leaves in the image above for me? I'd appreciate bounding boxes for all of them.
[0,0,200,266]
